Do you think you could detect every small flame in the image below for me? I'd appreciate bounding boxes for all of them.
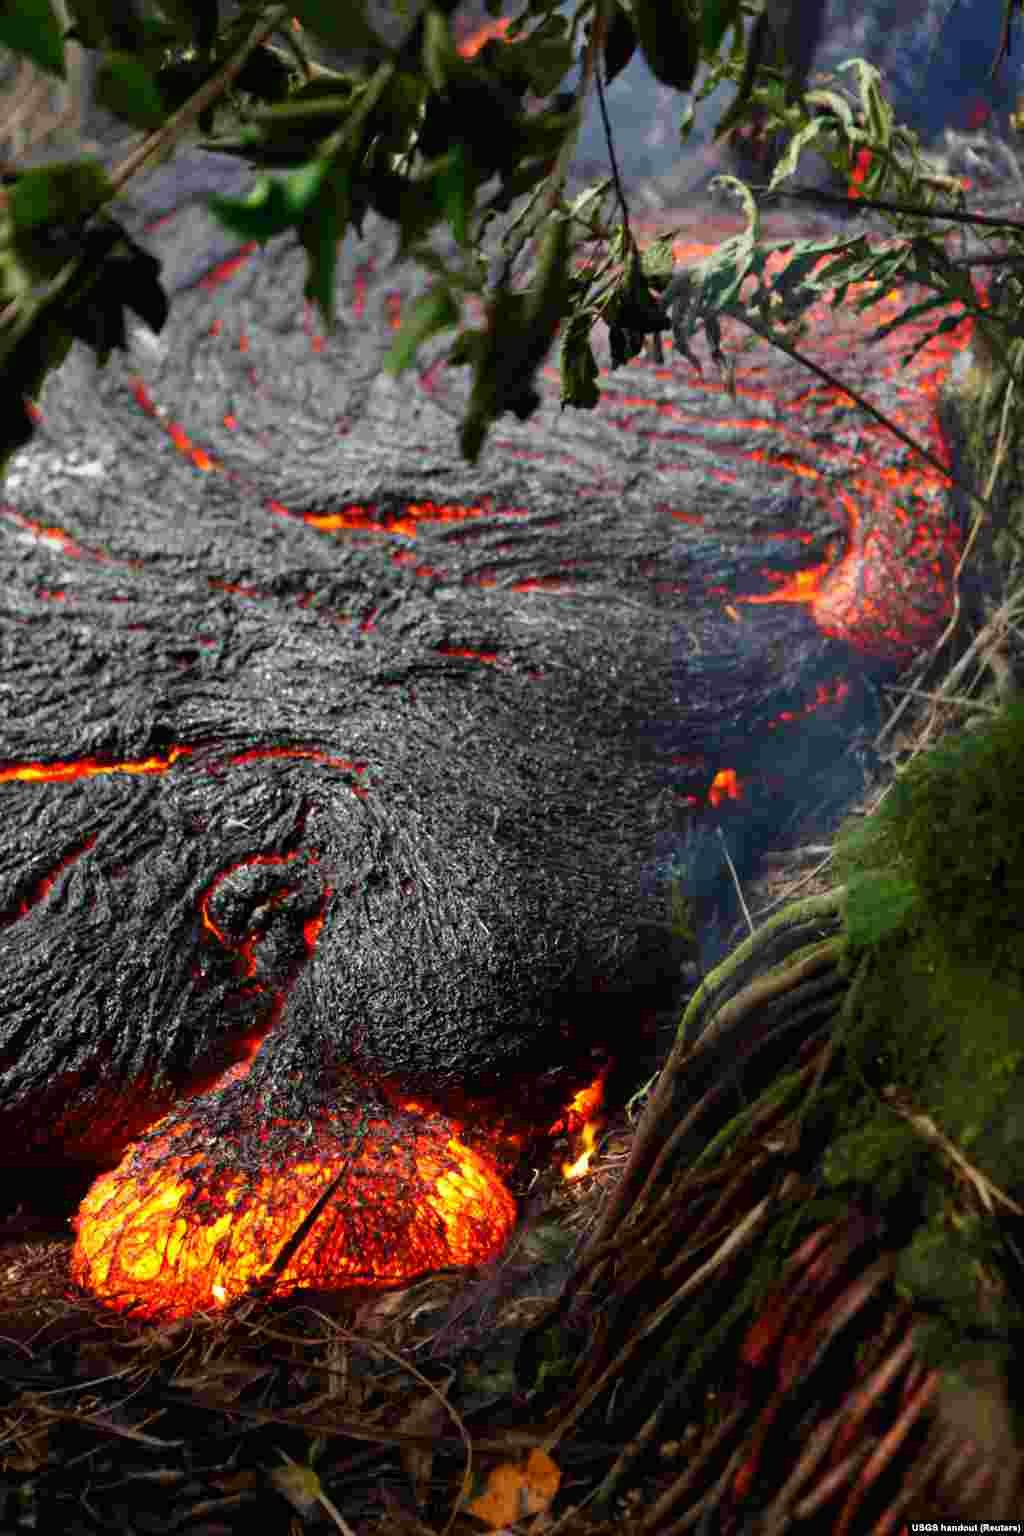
[708,767,742,807]
[563,1123,599,1182]
[557,1073,606,1181]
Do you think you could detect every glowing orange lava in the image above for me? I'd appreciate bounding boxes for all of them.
[553,1072,607,1181]
[71,1066,517,1319]
[457,15,514,58]
[708,768,742,808]
[0,735,520,1318]
[614,231,971,659]
[0,744,365,785]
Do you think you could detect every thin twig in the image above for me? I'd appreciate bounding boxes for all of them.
[754,181,1024,233]
[717,826,755,935]
[731,306,995,522]
[107,7,291,198]
[881,1088,1024,1217]
[881,682,997,711]
[876,585,1024,749]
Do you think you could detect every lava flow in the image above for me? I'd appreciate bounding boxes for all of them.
[70,1061,518,1319]
[0,13,990,1328]
[46,745,518,1317]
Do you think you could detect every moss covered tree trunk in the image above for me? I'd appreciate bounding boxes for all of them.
[938,292,1024,647]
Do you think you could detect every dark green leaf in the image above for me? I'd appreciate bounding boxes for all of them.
[65,284,126,357]
[446,328,486,369]
[477,155,551,218]
[275,77,361,111]
[713,10,769,140]
[436,142,472,248]
[514,96,581,165]
[197,132,314,169]
[383,284,460,376]
[461,214,570,457]
[0,311,72,476]
[375,168,445,260]
[210,159,331,244]
[232,45,293,106]
[9,161,112,232]
[630,0,699,94]
[422,6,454,92]
[0,0,65,78]
[157,0,217,47]
[640,236,678,287]
[296,161,352,330]
[524,215,572,339]
[41,223,167,364]
[518,36,574,96]
[777,0,828,104]
[336,61,396,166]
[560,314,601,409]
[288,0,386,54]
[602,4,636,86]
[534,11,569,38]
[97,51,166,130]
[701,0,738,55]
[457,287,537,463]
[367,69,426,156]
[156,56,217,118]
[299,216,339,330]
[116,238,168,337]
[208,176,294,240]
[609,324,645,368]
[64,0,120,48]
[87,224,164,317]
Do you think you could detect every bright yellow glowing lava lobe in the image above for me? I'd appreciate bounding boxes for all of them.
[71,1090,517,1319]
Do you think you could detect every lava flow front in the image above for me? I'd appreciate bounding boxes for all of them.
[70,1063,517,1319]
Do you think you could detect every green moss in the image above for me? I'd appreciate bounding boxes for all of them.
[897,1203,1015,1373]
[829,699,1024,1184]
[812,701,1024,1363]
[835,697,1024,977]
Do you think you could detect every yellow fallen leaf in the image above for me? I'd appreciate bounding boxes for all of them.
[467,1448,561,1528]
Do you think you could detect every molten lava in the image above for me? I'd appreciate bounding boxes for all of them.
[553,1071,607,1181]
[70,1063,517,1320]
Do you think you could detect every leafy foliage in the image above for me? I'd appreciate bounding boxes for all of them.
[1,0,1024,484]
[0,0,65,79]
[628,0,699,93]
[0,159,167,474]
